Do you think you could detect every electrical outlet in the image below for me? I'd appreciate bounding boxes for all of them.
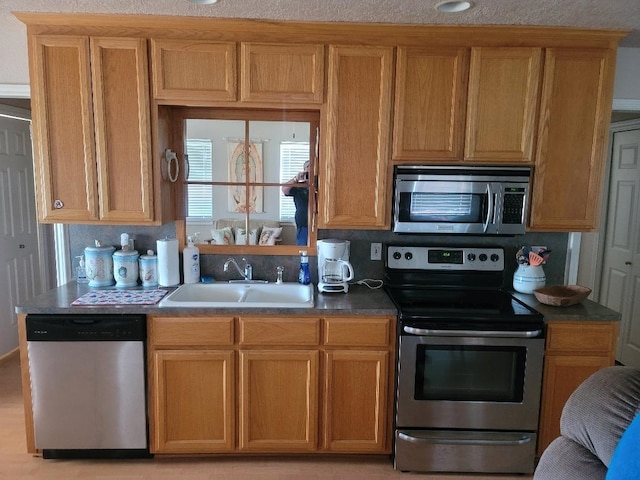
[371,242,382,261]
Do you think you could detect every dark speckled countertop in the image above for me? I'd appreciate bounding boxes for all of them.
[16,282,620,322]
[15,282,398,316]
[512,291,621,322]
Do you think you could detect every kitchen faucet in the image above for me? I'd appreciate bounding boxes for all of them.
[224,257,253,282]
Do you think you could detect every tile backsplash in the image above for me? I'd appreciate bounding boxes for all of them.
[68,223,568,289]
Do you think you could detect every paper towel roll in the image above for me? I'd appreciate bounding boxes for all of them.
[157,238,180,287]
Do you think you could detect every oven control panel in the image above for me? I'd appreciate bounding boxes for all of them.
[386,246,504,271]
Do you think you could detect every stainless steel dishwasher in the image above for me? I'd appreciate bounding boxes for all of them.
[26,314,150,459]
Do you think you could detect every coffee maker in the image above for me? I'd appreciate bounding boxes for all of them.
[317,239,355,293]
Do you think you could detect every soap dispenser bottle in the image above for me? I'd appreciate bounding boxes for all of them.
[76,255,88,283]
[183,236,201,284]
[298,251,311,285]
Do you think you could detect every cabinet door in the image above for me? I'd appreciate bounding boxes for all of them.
[465,47,541,162]
[537,354,612,455]
[530,48,616,231]
[240,43,324,103]
[537,321,618,456]
[323,350,389,452]
[239,350,319,451]
[150,39,237,102]
[393,47,469,161]
[321,45,394,229]
[151,350,235,453]
[29,35,99,222]
[91,37,154,223]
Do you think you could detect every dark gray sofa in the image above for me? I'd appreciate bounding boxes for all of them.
[534,366,640,480]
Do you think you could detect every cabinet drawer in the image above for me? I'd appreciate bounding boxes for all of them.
[545,322,618,354]
[150,316,234,347]
[324,317,392,347]
[239,317,320,346]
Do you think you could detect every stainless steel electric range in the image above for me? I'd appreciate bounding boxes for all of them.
[384,245,545,474]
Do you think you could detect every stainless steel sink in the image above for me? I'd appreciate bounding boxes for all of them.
[158,282,314,308]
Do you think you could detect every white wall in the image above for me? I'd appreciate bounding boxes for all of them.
[0,13,29,86]
[614,48,640,109]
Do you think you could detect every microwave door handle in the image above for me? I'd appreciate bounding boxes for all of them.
[483,183,494,233]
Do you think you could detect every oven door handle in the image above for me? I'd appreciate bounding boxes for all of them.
[398,431,534,446]
[403,326,543,338]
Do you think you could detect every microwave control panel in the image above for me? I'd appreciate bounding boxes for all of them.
[502,188,527,224]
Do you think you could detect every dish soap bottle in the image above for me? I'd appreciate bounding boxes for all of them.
[298,250,311,285]
[76,255,88,283]
[183,236,200,284]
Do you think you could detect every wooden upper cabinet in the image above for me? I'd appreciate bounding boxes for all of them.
[151,39,237,102]
[529,48,616,231]
[30,35,99,222]
[321,45,394,229]
[240,43,324,103]
[464,47,542,163]
[393,47,469,161]
[29,35,154,224]
[91,37,154,223]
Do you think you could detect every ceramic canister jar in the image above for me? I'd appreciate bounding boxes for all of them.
[139,250,158,287]
[513,265,546,294]
[113,247,140,288]
[84,241,116,287]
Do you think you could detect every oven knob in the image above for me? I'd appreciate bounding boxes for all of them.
[479,253,488,262]
[467,253,476,262]
[491,253,500,262]
[404,252,413,260]
[393,251,402,260]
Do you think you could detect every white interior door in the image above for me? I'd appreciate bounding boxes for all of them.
[599,126,640,366]
[0,111,42,356]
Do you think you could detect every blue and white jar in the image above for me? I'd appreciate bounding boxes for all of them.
[84,241,116,287]
[139,250,158,287]
[113,248,140,288]
[513,265,546,294]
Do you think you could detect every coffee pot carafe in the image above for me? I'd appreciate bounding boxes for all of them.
[317,239,355,293]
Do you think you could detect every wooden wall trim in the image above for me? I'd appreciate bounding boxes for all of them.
[13,12,629,49]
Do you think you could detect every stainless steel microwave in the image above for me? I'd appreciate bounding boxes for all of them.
[392,165,531,235]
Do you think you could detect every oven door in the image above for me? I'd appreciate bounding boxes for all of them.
[396,328,544,431]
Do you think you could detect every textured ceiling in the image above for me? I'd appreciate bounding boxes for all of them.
[3,0,640,47]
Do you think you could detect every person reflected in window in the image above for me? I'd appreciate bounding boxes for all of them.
[282,161,309,246]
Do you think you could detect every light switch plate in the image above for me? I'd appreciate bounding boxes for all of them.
[371,242,382,261]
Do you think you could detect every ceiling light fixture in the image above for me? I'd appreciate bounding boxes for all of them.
[189,0,219,5]
[435,1,474,13]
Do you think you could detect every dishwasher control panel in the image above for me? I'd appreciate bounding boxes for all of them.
[26,314,146,341]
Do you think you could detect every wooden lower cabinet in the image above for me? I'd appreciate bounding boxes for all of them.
[537,321,619,456]
[239,350,319,451]
[324,350,389,452]
[152,350,235,453]
[148,314,395,455]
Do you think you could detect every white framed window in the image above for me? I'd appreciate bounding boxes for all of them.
[186,139,213,218]
[280,142,310,221]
